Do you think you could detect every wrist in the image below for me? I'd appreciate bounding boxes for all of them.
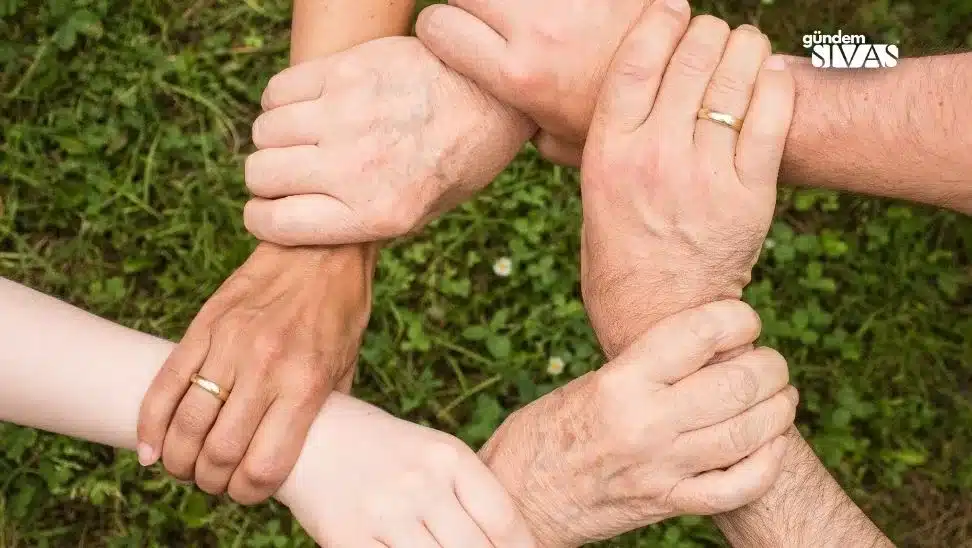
[590,281,745,359]
[478,420,574,548]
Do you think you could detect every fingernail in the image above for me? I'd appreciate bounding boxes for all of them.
[137,443,157,467]
[764,55,787,71]
[665,0,688,12]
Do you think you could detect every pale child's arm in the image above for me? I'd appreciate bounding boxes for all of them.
[0,277,536,546]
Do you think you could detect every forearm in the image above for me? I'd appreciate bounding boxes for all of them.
[0,277,347,507]
[246,0,418,329]
[715,427,890,547]
[290,0,414,64]
[782,53,972,214]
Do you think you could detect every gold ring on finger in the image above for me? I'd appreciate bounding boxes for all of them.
[189,373,230,403]
[697,107,744,132]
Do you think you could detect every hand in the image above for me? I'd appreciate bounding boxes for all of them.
[481,301,797,547]
[416,0,649,165]
[137,243,374,504]
[276,394,536,547]
[580,6,795,357]
[242,36,535,247]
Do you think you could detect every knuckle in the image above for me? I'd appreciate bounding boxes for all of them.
[614,56,662,86]
[594,366,626,405]
[251,331,286,363]
[719,365,761,409]
[677,18,729,74]
[423,437,471,471]
[241,455,288,490]
[684,307,723,348]
[726,414,763,456]
[201,437,247,469]
[674,45,719,76]
[590,145,663,189]
[397,469,434,493]
[707,72,750,101]
[370,197,419,238]
[288,363,331,399]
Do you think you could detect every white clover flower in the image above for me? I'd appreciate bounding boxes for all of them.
[547,356,565,376]
[493,257,513,277]
[763,238,776,250]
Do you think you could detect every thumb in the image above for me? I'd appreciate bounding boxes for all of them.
[416,4,510,100]
[600,300,763,386]
[243,196,371,247]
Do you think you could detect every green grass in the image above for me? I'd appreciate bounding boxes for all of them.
[2,0,972,546]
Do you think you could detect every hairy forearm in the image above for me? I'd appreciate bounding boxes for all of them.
[782,53,972,214]
[715,427,890,547]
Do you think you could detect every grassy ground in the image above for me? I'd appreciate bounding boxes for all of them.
[2,0,972,546]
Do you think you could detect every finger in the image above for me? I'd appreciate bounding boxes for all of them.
[447,0,514,37]
[261,58,332,111]
[735,55,795,193]
[227,396,322,505]
[243,195,366,247]
[136,325,212,466]
[454,459,536,547]
[416,4,509,100]
[245,146,330,199]
[194,372,275,495]
[251,101,325,149]
[379,523,442,548]
[160,330,240,480]
[603,300,762,385]
[673,386,798,473]
[423,497,493,548]
[533,132,583,168]
[590,0,691,136]
[665,347,790,431]
[651,15,731,134]
[694,25,771,164]
[670,434,789,515]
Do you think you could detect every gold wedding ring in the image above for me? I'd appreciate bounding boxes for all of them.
[697,108,744,132]
[189,373,229,403]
